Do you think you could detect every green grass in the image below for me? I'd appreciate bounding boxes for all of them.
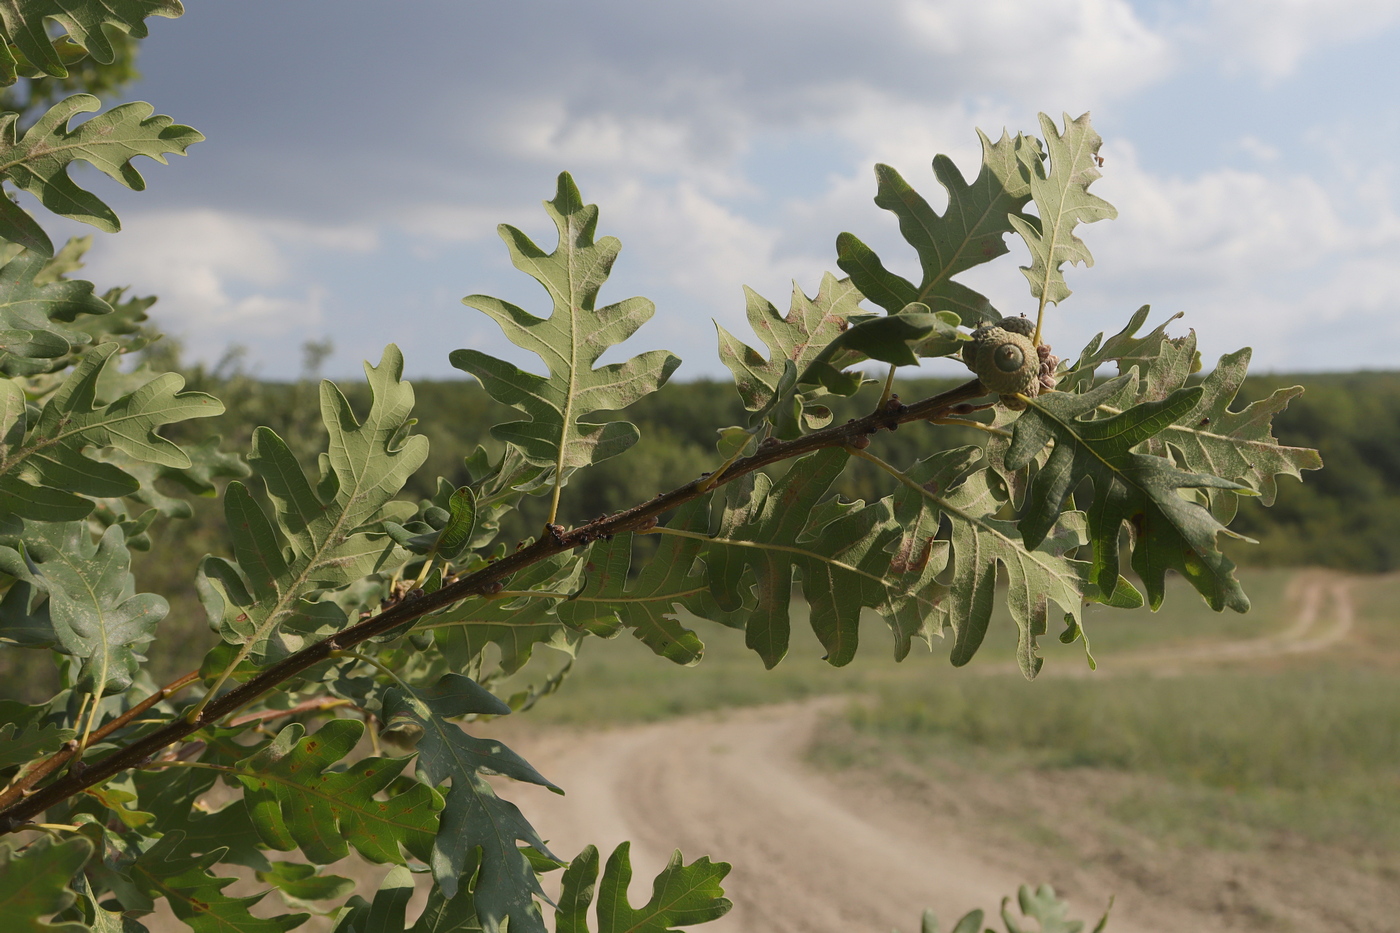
[506,601,918,725]
[504,567,1301,724]
[841,669,1396,794]
[820,667,1400,853]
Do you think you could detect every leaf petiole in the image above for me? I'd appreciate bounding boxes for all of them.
[643,524,888,585]
[875,364,898,409]
[927,417,1012,438]
[330,649,413,693]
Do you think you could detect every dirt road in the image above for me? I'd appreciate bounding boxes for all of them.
[500,701,1206,933]
[1098,570,1355,671]
[491,571,1367,933]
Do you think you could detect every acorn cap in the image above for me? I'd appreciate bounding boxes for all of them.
[998,315,1036,338]
[962,326,1039,396]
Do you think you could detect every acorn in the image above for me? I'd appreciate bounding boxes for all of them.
[999,314,1036,338]
[962,324,1039,398]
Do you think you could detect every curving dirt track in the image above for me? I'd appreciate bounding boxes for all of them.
[499,701,1199,933]
[491,571,1369,933]
[1093,570,1355,673]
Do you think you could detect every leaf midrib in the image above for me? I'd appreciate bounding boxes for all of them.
[0,106,173,177]
[231,387,407,673]
[652,526,887,586]
[915,176,1013,306]
[211,761,437,837]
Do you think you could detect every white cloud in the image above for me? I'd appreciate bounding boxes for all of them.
[1188,0,1400,80]
[900,0,1173,104]
[1029,140,1400,370]
[1094,145,1348,281]
[79,210,377,363]
[584,179,812,362]
[1235,135,1282,163]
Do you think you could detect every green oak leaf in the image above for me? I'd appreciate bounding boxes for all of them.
[882,447,978,659]
[1084,328,1323,524]
[385,483,477,559]
[0,248,110,375]
[163,800,271,873]
[26,234,86,280]
[133,740,274,871]
[556,842,732,933]
[1056,306,1186,395]
[80,287,155,347]
[235,718,442,866]
[64,872,144,933]
[1007,377,1251,613]
[451,172,680,506]
[887,447,982,576]
[129,832,306,933]
[0,835,91,933]
[915,885,1109,933]
[383,674,559,933]
[0,719,73,770]
[1158,348,1321,521]
[559,499,743,664]
[837,129,1033,324]
[1007,112,1116,310]
[0,342,223,521]
[255,863,354,912]
[333,863,488,933]
[94,434,250,524]
[705,448,902,668]
[1002,884,1110,933]
[0,1,182,83]
[430,485,477,558]
[197,345,427,662]
[889,454,1138,678]
[429,552,583,675]
[80,779,152,828]
[443,445,551,553]
[330,865,415,933]
[715,273,866,435]
[0,95,202,256]
[780,304,956,430]
[0,521,165,692]
[409,881,485,933]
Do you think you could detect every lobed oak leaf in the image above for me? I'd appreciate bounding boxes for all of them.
[0,94,201,255]
[452,173,680,500]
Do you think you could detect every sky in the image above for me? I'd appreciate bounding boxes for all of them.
[38,0,1400,381]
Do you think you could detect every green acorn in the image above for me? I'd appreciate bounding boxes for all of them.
[961,324,1039,397]
[998,314,1036,338]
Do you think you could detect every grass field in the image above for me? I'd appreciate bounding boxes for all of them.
[512,567,1300,724]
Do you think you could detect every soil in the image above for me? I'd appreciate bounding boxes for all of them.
[493,692,1397,933]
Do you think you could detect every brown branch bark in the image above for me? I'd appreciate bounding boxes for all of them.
[0,378,986,833]
[0,671,198,811]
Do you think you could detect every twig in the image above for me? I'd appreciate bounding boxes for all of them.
[0,377,987,833]
[0,671,198,811]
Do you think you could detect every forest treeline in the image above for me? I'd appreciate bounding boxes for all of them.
[159,357,1395,573]
[2,356,1390,696]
